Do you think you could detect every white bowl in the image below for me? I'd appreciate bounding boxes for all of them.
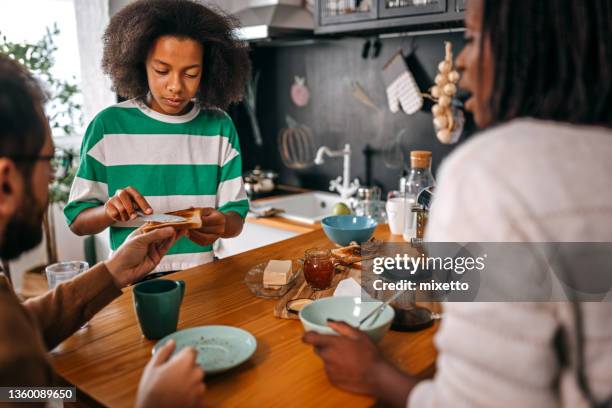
[299,296,394,343]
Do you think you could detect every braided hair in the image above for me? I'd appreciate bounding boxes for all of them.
[481,0,611,128]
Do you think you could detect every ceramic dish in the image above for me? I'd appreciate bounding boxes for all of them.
[299,296,394,343]
[153,326,257,375]
[244,259,302,298]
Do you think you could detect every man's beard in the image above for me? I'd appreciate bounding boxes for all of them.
[0,186,46,260]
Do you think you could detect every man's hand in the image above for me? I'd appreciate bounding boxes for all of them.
[187,208,226,246]
[104,226,183,288]
[136,340,206,408]
[104,186,152,222]
[302,320,416,407]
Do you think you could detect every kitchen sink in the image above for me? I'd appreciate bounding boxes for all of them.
[250,191,346,224]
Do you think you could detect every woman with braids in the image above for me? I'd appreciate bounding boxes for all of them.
[304,0,612,407]
[65,0,251,272]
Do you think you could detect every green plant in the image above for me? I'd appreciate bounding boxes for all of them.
[0,24,82,205]
[1,24,82,137]
[49,148,79,206]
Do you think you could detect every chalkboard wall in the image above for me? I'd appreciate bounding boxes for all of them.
[230,32,473,195]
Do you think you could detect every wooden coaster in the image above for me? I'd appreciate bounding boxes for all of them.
[274,267,361,319]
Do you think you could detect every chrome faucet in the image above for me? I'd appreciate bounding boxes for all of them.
[314,144,360,199]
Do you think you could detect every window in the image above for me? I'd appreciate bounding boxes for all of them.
[0,0,83,142]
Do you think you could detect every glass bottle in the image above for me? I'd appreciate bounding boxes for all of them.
[403,151,435,242]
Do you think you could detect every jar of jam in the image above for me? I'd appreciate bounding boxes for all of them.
[303,248,335,290]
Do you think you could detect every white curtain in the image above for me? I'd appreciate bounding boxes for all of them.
[206,0,247,13]
[73,0,116,124]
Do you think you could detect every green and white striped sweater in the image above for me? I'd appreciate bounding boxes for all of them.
[64,98,249,271]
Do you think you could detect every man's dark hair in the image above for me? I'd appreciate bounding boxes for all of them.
[482,0,611,127]
[0,54,47,175]
[102,0,251,110]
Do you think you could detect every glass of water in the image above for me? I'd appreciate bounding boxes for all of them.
[46,261,89,329]
[45,261,88,289]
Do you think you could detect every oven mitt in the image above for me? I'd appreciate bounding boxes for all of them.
[382,51,423,115]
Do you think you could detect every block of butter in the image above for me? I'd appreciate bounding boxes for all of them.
[263,260,293,288]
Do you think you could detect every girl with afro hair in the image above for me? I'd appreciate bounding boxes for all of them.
[65,0,251,272]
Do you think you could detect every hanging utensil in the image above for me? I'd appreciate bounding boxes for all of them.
[244,71,263,146]
[278,115,315,169]
[383,128,408,169]
[350,81,380,112]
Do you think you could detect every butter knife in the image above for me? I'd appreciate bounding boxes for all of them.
[136,211,187,223]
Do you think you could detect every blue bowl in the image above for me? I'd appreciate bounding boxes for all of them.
[321,215,378,246]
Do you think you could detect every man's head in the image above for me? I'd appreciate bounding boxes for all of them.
[0,54,53,260]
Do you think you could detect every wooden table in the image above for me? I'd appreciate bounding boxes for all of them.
[50,225,438,407]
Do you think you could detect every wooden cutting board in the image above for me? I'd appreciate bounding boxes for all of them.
[274,266,361,319]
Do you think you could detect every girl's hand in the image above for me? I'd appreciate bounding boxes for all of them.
[105,186,153,222]
[187,208,226,246]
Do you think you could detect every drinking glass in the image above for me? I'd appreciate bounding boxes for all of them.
[46,261,89,328]
[386,190,406,235]
[46,261,88,289]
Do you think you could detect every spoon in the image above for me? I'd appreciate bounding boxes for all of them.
[358,290,405,328]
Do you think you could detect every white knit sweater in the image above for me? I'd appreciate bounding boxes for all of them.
[411,119,612,407]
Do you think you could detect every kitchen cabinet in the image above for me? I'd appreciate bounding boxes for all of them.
[319,0,377,25]
[315,0,464,35]
[379,0,447,19]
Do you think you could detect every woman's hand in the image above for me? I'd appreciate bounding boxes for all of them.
[104,226,184,288]
[187,208,226,246]
[104,186,153,222]
[302,320,387,395]
[136,340,206,408]
[302,320,416,407]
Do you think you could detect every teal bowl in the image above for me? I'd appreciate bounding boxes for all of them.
[299,296,394,343]
[321,215,378,246]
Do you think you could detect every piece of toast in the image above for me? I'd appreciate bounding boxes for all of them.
[141,207,203,233]
[331,238,381,268]
[331,242,363,266]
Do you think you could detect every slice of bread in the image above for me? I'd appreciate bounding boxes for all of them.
[331,242,363,265]
[141,207,203,233]
[331,238,381,268]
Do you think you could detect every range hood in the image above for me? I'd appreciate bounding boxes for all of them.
[234,0,314,41]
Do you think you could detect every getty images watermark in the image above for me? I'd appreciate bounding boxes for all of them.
[358,242,612,302]
[370,252,487,292]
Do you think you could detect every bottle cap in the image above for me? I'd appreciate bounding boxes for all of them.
[410,150,432,169]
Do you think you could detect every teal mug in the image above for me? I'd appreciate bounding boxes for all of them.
[133,279,185,340]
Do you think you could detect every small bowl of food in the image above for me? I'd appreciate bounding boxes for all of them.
[321,215,378,246]
[299,296,394,343]
[244,259,302,299]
